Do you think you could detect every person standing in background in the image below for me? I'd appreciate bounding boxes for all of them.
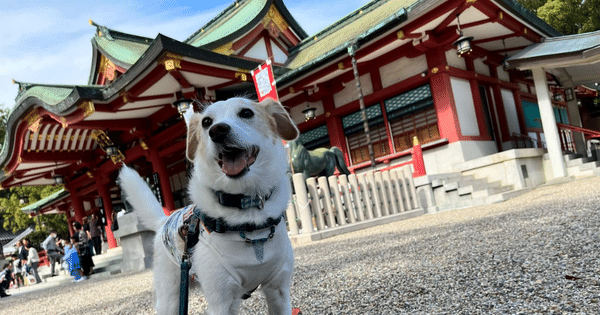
[42,230,63,276]
[89,214,102,256]
[24,239,42,284]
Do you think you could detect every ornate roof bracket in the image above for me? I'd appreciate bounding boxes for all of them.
[24,108,42,133]
[90,130,125,164]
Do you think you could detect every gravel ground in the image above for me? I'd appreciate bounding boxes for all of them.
[2,176,600,314]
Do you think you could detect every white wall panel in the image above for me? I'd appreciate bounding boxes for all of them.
[334,73,372,108]
[450,77,479,136]
[379,55,427,88]
[501,88,521,135]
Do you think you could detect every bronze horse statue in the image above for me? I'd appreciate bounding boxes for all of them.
[288,139,351,179]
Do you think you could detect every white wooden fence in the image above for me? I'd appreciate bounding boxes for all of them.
[286,165,422,238]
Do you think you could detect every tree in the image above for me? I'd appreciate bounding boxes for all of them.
[536,0,584,35]
[0,185,68,250]
[517,0,549,13]
[581,0,600,33]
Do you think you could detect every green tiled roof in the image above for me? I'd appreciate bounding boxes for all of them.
[299,124,328,144]
[14,85,74,107]
[285,0,415,70]
[384,84,433,119]
[20,189,69,213]
[95,35,150,66]
[186,0,268,47]
[185,0,307,49]
[342,104,384,134]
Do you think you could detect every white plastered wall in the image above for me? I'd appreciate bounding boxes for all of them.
[450,77,480,136]
[333,73,373,108]
[379,55,427,88]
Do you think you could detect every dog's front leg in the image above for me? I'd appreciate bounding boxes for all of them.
[203,285,242,315]
[263,283,292,315]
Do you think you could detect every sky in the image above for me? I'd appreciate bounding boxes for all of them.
[0,0,371,110]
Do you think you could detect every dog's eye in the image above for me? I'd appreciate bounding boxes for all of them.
[202,117,213,129]
[238,108,254,119]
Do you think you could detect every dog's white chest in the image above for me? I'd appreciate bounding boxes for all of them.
[160,206,292,289]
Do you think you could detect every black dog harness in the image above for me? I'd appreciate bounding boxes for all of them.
[174,190,282,315]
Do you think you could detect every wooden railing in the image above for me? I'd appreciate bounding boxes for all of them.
[286,165,420,236]
[512,132,545,149]
[556,123,600,152]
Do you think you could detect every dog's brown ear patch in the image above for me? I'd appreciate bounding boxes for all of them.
[260,98,299,141]
[186,114,202,161]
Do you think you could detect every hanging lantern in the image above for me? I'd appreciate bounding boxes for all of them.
[19,193,29,205]
[105,144,118,157]
[174,98,194,115]
[453,13,474,57]
[453,35,474,56]
[301,103,317,121]
[53,174,65,185]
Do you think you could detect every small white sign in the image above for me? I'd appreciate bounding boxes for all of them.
[255,68,272,97]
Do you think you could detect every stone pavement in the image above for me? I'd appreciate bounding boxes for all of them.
[1,176,599,314]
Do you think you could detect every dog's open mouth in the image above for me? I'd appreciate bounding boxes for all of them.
[217,145,259,177]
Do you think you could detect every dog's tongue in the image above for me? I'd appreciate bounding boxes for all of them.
[221,155,250,176]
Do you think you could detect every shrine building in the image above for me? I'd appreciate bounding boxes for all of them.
[1,0,599,247]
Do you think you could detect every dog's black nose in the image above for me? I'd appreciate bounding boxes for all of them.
[209,123,230,143]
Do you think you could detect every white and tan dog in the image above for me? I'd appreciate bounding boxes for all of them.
[118,97,298,315]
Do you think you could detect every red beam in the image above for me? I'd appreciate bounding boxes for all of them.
[127,65,169,97]
[21,151,96,163]
[180,60,246,80]
[168,69,192,89]
[433,0,472,34]
[232,24,265,51]
[473,0,542,43]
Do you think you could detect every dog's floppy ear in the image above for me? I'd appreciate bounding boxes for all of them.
[186,114,202,161]
[260,98,299,141]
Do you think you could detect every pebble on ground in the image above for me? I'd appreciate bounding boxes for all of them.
[1,176,599,314]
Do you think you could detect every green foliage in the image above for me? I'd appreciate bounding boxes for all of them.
[0,185,68,250]
[517,0,549,13]
[581,0,600,33]
[517,0,600,35]
[537,0,584,35]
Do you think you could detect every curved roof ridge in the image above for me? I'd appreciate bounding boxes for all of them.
[184,0,243,44]
[184,0,307,49]
[89,20,153,44]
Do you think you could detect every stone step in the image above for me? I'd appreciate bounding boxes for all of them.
[485,188,532,204]
[470,185,514,199]
[565,157,593,167]
[435,197,487,212]
[456,180,503,196]
[431,174,474,188]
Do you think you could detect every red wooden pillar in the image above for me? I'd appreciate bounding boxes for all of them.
[323,96,350,166]
[65,210,75,236]
[426,50,461,142]
[412,139,426,178]
[68,185,86,225]
[429,72,462,142]
[147,147,175,214]
[96,180,118,249]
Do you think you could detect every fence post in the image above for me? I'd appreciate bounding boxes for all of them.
[373,172,390,216]
[318,176,336,228]
[390,169,406,212]
[357,173,374,220]
[412,136,426,178]
[348,174,365,221]
[338,175,356,224]
[286,201,299,235]
[382,171,399,214]
[306,177,325,230]
[403,165,419,209]
[292,173,314,234]
[366,171,382,217]
[328,175,347,226]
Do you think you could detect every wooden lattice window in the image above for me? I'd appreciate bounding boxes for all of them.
[390,108,439,152]
[346,124,390,164]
